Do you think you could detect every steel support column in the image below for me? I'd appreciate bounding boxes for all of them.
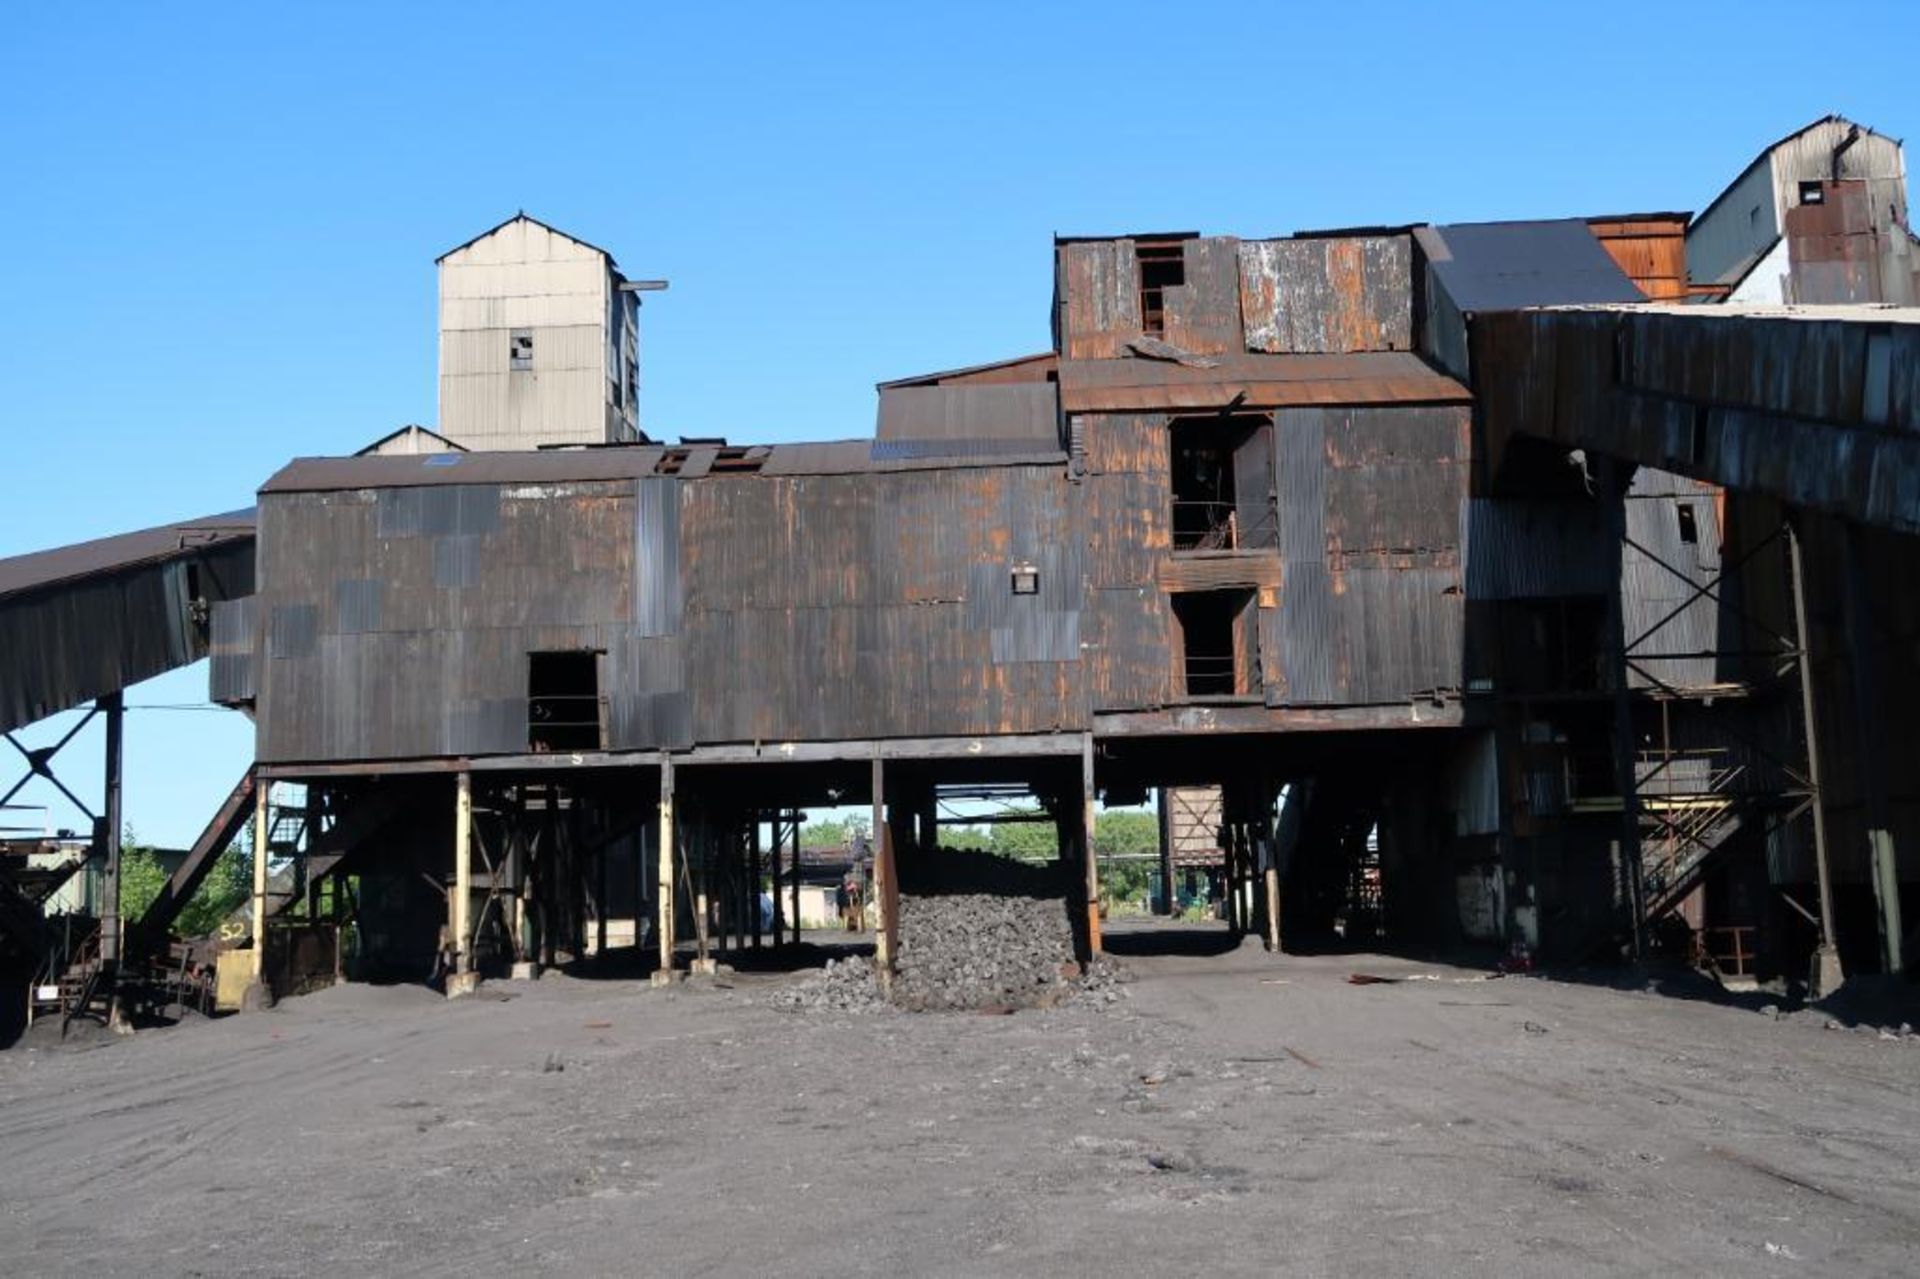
[1787,520,1844,994]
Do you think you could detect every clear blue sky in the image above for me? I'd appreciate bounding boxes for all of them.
[3,2,1915,846]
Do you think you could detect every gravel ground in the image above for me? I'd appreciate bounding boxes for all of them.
[2,919,1918,1276]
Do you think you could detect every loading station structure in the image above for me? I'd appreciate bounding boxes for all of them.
[8,118,1919,1013]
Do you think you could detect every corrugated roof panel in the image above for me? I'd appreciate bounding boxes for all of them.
[1059,351,1467,413]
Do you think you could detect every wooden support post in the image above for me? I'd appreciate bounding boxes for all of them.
[788,811,801,945]
[872,757,895,974]
[98,693,128,1032]
[1083,733,1101,957]
[768,814,784,946]
[250,773,271,984]
[1599,456,1646,960]
[448,770,477,997]
[655,756,676,982]
[749,817,763,950]
[1156,787,1174,915]
[1787,520,1844,994]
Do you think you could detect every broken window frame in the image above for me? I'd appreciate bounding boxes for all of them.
[1171,588,1260,700]
[1135,241,1186,338]
[510,329,534,372]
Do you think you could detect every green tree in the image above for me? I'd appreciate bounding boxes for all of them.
[114,823,253,939]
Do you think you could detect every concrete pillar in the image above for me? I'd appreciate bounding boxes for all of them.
[655,756,676,983]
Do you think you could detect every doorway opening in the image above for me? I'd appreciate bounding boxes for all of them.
[527,651,603,751]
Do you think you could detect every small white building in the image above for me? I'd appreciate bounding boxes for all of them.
[1687,115,1918,305]
[436,214,655,451]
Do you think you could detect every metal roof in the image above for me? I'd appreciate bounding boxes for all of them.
[875,352,1057,390]
[434,212,621,268]
[262,441,1068,493]
[0,512,255,602]
[1416,220,1646,313]
[1058,351,1469,413]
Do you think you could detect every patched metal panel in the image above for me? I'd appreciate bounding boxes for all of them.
[432,536,479,589]
[335,578,383,633]
[269,603,318,660]
[1060,240,1141,359]
[634,476,682,638]
[1239,237,1413,354]
[1162,237,1243,356]
[208,595,257,704]
[375,485,501,538]
[1622,469,1723,690]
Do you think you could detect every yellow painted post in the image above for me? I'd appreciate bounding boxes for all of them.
[250,774,270,982]
[655,755,676,983]
[447,770,478,997]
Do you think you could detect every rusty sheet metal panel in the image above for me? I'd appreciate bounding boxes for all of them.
[208,595,256,705]
[1083,412,1170,478]
[1060,350,1467,414]
[1268,405,1467,706]
[679,465,1087,743]
[875,383,1060,443]
[256,483,642,762]
[1587,215,1689,301]
[1085,472,1168,589]
[1238,236,1413,354]
[1060,240,1141,359]
[1084,586,1174,712]
[1162,237,1242,356]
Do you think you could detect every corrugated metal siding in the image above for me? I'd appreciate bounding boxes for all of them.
[1463,500,1611,599]
[0,536,252,733]
[1622,468,1724,690]
[208,595,256,704]
[1269,405,1467,705]
[633,477,682,638]
[874,383,1061,443]
[1162,237,1243,356]
[1059,240,1140,359]
[1238,236,1413,354]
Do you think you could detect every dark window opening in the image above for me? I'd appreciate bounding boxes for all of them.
[510,329,534,371]
[1676,502,1699,545]
[1170,415,1274,550]
[528,651,602,751]
[1172,589,1256,698]
[1506,598,1608,694]
[1136,241,1185,337]
[1798,180,1825,206]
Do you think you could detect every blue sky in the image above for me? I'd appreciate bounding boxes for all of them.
[3,1,1916,845]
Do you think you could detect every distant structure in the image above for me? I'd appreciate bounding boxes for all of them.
[435,214,662,450]
[355,424,465,458]
[1688,115,1919,304]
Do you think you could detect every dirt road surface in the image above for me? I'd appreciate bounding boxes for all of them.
[3,924,1918,1276]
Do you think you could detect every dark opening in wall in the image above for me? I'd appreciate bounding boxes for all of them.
[528,651,602,751]
[1676,502,1699,545]
[1136,241,1185,337]
[1170,415,1275,550]
[1172,589,1257,698]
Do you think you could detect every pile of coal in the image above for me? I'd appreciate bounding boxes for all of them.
[890,890,1079,1011]
[765,955,891,1015]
